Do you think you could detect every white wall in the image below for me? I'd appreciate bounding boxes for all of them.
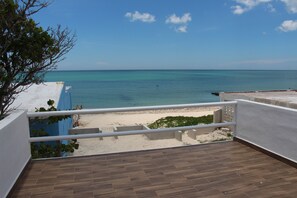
[0,111,31,198]
[236,100,297,163]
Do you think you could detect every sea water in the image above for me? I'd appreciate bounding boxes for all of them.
[45,70,297,108]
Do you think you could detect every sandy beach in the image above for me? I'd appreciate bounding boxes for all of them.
[72,107,232,156]
[79,107,217,130]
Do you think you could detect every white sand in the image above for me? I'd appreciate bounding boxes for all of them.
[72,107,231,156]
[79,107,216,130]
[72,135,186,156]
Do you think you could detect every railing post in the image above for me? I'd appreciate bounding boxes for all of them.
[232,102,238,137]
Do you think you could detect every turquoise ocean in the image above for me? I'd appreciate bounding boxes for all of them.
[45,70,297,108]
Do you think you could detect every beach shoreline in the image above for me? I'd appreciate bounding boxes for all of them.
[72,107,230,156]
[78,107,218,129]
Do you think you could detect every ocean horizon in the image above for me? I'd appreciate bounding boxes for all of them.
[45,70,297,108]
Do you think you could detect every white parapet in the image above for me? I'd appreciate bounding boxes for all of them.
[236,99,297,163]
[0,110,31,198]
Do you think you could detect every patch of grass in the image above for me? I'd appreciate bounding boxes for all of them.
[148,115,213,129]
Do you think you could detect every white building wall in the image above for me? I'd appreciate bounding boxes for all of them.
[236,100,297,163]
[0,111,31,198]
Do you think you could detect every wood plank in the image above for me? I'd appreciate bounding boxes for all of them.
[10,142,297,197]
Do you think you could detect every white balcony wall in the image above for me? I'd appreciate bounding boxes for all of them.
[236,100,297,163]
[0,111,31,198]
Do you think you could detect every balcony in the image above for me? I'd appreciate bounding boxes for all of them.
[2,99,297,197]
[11,141,297,197]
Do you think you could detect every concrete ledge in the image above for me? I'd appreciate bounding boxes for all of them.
[113,125,184,141]
[145,130,184,141]
[187,127,216,140]
[69,128,102,140]
[69,128,101,135]
[114,125,148,132]
[113,125,149,139]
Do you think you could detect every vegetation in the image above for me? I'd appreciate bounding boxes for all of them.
[148,115,213,129]
[35,99,70,124]
[30,99,79,159]
[31,138,79,159]
[0,0,75,119]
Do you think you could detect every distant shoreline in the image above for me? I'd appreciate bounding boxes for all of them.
[49,69,297,72]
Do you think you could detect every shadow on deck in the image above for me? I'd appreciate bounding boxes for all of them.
[11,141,297,198]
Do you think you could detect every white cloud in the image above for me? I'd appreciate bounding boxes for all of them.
[232,0,297,14]
[278,20,297,32]
[176,26,188,33]
[166,13,191,33]
[266,3,276,12]
[281,0,297,13]
[125,11,155,23]
[165,13,192,24]
[235,0,272,7]
[231,0,272,14]
[231,5,247,14]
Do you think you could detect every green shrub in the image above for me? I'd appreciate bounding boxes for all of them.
[30,99,79,159]
[31,139,79,159]
[148,115,213,129]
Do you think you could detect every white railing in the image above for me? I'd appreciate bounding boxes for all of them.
[27,101,237,143]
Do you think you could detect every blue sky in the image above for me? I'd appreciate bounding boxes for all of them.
[34,0,297,70]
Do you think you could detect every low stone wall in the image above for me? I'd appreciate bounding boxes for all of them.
[69,128,102,140]
[114,125,149,132]
[113,125,183,141]
[113,125,149,139]
[69,128,101,135]
[145,129,183,141]
[187,127,216,140]
[145,131,176,140]
[213,109,222,123]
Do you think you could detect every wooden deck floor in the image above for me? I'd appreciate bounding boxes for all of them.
[11,141,297,198]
